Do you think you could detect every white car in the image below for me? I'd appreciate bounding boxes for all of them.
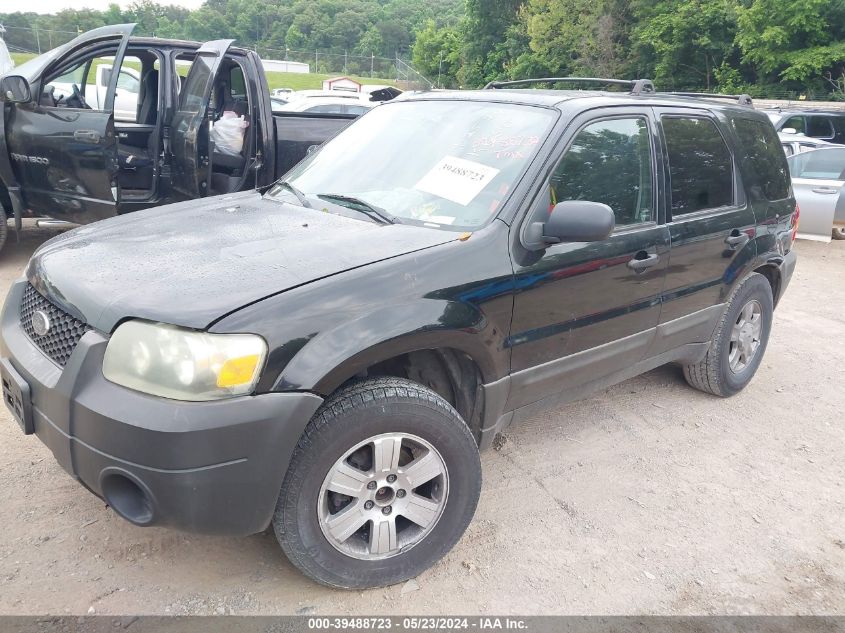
[779,132,835,157]
[0,27,13,75]
[51,64,140,122]
[787,147,845,241]
[275,96,374,115]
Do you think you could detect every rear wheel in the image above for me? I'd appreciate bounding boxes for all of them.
[683,272,773,397]
[273,377,481,589]
[832,226,845,240]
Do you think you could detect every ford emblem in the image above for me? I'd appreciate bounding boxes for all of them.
[31,310,51,337]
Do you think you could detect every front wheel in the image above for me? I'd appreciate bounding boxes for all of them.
[273,378,482,589]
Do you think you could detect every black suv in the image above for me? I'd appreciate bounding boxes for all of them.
[0,78,797,589]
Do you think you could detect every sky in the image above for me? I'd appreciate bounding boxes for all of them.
[28,0,204,13]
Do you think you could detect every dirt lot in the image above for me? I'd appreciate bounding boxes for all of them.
[0,223,843,616]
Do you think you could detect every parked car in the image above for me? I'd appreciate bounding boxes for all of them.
[276,96,374,115]
[269,95,288,112]
[0,79,797,589]
[779,131,835,156]
[0,25,13,75]
[0,24,364,252]
[764,108,845,144]
[51,63,141,122]
[787,147,845,240]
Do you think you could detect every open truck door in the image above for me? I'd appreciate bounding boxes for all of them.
[170,39,234,199]
[0,24,135,225]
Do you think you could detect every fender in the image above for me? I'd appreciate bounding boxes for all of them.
[273,298,507,395]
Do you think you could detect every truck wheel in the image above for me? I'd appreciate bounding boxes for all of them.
[273,377,482,589]
[832,227,845,240]
[683,272,773,397]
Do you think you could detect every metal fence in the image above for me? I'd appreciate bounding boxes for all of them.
[2,26,435,90]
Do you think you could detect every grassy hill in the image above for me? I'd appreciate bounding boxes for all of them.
[9,52,396,91]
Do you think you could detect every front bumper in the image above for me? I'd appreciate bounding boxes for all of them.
[1,280,323,535]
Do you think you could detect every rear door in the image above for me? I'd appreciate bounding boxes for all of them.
[4,24,135,224]
[169,39,233,199]
[653,108,758,348]
[787,148,845,241]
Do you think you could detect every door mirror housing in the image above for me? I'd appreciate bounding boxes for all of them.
[0,75,32,104]
[540,200,615,244]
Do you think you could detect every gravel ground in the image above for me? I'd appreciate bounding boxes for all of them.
[0,222,843,616]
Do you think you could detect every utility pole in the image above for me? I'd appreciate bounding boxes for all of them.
[437,51,443,89]
[315,49,318,73]
[370,52,374,78]
[344,50,347,74]
[34,27,41,53]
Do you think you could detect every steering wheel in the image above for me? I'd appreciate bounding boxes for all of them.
[69,83,89,109]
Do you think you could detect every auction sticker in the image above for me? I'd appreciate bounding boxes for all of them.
[414,156,500,206]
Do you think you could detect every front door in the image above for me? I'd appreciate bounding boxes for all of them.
[170,39,234,199]
[507,108,670,411]
[787,147,845,241]
[3,24,135,224]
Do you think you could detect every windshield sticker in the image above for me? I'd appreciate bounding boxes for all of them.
[414,156,500,206]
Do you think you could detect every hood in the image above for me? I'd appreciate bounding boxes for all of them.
[27,191,456,332]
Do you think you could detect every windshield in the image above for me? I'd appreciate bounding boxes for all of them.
[267,100,556,229]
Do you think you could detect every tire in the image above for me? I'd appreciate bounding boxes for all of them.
[273,377,482,589]
[683,272,773,397]
[832,227,845,240]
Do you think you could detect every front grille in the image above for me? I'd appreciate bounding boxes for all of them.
[20,283,91,367]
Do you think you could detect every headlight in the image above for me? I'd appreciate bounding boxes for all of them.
[103,320,267,401]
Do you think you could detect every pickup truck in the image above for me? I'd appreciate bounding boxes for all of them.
[0,24,359,250]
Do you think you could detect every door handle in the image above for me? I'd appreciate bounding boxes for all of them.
[627,252,660,272]
[725,231,750,248]
[811,187,839,195]
[73,129,100,143]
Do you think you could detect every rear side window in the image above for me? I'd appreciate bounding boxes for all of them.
[662,117,733,215]
[732,118,791,200]
[807,116,834,139]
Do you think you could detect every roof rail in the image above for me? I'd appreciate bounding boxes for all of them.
[483,77,655,96]
[665,91,754,108]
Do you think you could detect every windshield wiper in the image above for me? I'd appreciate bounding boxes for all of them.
[317,194,401,225]
[276,181,312,208]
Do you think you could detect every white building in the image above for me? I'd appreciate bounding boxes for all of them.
[261,59,309,74]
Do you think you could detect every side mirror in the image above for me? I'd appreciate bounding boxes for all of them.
[540,200,615,244]
[0,75,32,104]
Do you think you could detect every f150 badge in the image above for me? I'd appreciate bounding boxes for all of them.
[10,153,50,166]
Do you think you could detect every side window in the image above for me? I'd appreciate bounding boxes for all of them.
[229,65,247,99]
[178,52,214,114]
[787,148,845,180]
[662,116,733,215]
[782,144,794,156]
[548,117,654,227]
[782,115,806,134]
[807,116,834,139]
[732,118,791,201]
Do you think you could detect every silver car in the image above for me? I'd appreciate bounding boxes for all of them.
[787,147,845,241]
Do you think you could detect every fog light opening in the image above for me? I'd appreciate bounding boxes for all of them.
[100,472,154,526]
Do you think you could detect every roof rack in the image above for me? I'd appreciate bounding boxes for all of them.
[483,77,656,96]
[666,91,754,108]
[483,78,757,108]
